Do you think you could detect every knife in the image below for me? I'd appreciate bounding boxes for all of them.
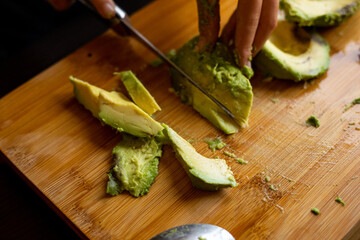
[78,0,236,120]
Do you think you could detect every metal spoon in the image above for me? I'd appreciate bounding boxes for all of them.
[150,223,235,240]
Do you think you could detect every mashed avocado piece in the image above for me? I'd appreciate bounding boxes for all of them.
[115,70,161,116]
[204,138,226,151]
[171,37,253,134]
[107,134,163,197]
[306,115,320,128]
[163,124,237,191]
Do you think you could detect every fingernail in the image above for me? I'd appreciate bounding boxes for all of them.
[103,3,115,19]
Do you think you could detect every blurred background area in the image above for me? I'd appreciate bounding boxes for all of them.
[0,1,152,239]
[0,0,153,97]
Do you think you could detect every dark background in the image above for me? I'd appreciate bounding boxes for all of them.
[0,0,152,239]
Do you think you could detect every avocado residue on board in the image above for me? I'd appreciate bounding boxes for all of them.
[306,115,320,128]
[269,185,278,191]
[235,158,248,165]
[149,49,177,67]
[223,151,236,158]
[344,97,360,111]
[335,197,345,206]
[311,207,320,215]
[204,138,226,151]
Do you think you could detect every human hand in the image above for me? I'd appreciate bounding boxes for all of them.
[48,0,116,19]
[197,0,279,67]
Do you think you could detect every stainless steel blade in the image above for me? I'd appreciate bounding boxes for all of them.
[78,0,236,120]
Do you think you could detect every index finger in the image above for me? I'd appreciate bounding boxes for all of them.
[90,0,115,19]
[234,0,263,67]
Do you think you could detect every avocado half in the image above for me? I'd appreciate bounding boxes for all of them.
[171,37,253,134]
[254,19,330,81]
[281,0,360,27]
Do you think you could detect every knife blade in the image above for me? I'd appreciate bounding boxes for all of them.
[78,0,236,120]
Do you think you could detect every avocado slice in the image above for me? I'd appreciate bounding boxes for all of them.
[163,124,237,191]
[115,70,161,115]
[98,91,163,137]
[281,0,360,27]
[107,134,163,197]
[254,18,330,81]
[171,37,253,134]
[70,76,163,137]
[70,76,108,117]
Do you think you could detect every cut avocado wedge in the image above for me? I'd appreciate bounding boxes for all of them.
[70,76,108,117]
[98,92,163,137]
[107,134,163,197]
[70,76,163,137]
[163,124,237,191]
[281,0,360,27]
[171,37,253,134]
[115,70,161,115]
[254,18,330,81]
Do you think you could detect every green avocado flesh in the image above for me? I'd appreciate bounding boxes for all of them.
[106,135,163,197]
[116,70,161,116]
[281,0,360,27]
[70,76,163,137]
[171,37,253,134]
[254,19,330,81]
[163,124,237,191]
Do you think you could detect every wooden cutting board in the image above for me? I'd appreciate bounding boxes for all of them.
[1,0,360,239]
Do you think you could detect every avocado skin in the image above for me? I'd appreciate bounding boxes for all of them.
[109,135,163,197]
[254,30,330,82]
[171,37,253,133]
[281,0,360,27]
[163,124,237,191]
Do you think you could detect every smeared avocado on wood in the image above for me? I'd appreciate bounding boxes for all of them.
[171,37,253,134]
[115,70,161,115]
[70,76,163,137]
[254,18,330,81]
[107,134,163,197]
[306,115,320,128]
[281,0,360,27]
[163,124,237,191]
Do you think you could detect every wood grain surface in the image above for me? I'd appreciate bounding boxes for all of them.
[1,0,360,239]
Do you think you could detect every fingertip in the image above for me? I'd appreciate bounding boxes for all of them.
[100,2,115,19]
[235,47,252,67]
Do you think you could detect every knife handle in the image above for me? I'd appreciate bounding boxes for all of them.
[77,0,132,36]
